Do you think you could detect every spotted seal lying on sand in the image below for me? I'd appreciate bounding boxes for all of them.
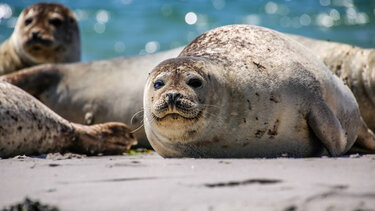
[143,24,370,158]
[2,31,375,152]
[0,81,136,158]
[0,2,80,75]
[0,48,183,147]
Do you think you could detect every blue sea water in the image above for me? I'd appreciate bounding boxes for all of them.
[0,0,374,62]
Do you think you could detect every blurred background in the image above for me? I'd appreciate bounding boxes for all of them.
[0,0,374,62]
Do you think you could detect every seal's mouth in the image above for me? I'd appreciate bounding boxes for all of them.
[152,92,203,122]
[152,111,202,121]
[26,37,54,48]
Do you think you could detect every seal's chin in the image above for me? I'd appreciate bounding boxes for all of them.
[23,39,65,63]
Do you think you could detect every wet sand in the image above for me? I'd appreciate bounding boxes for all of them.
[1,152,375,211]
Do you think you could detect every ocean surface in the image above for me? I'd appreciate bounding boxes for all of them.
[0,0,374,62]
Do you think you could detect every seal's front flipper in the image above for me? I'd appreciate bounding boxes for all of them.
[348,119,375,154]
[307,102,349,156]
[0,64,60,97]
[68,122,138,155]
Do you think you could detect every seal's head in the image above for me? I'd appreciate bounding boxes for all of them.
[12,3,80,64]
[144,57,223,157]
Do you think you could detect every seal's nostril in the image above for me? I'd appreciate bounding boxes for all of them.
[166,93,181,105]
[32,30,40,39]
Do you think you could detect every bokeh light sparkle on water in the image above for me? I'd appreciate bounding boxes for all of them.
[0,0,374,62]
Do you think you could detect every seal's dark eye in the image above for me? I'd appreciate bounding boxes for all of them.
[187,78,202,88]
[49,18,63,27]
[24,18,33,26]
[154,80,165,89]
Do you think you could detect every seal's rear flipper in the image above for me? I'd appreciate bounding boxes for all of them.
[0,64,60,97]
[348,119,375,154]
[67,122,138,155]
[307,102,349,156]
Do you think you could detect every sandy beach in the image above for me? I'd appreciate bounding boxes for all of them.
[1,152,374,211]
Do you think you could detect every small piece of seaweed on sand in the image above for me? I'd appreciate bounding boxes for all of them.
[2,198,59,211]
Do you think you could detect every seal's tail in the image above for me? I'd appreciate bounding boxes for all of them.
[67,122,138,155]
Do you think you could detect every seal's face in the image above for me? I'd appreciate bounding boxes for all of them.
[144,57,214,143]
[150,59,207,125]
[13,3,80,63]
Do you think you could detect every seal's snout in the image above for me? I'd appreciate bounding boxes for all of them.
[31,30,40,39]
[166,92,181,106]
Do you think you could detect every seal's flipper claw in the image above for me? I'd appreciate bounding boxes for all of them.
[348,119,375,154]
[307,102,349,156]
[0,64,60,97]
[69,122,138,155]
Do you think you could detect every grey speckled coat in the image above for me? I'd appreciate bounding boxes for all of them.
[144,25,361,158]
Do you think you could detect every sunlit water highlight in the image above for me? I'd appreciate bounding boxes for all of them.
[0,0,374,62]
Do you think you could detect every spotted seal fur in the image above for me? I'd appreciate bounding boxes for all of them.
[143,25,369,158]
[0,81,136,158]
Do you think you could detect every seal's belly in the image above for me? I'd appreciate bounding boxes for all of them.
[186,102,329,158]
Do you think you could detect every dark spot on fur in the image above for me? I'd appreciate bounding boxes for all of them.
[243,118,246,123]
[336,64,342,70]
[267,120,280,138]
[255,93,259,96]
[253,61,266,70]
[270,94,279,103]
[242,142,249,147]
[188,130,197,136]
[194,140,214,147]
[10,115,18,121]
[255,117,258,120]
[246,99,252,110]
[255,129,266,138]
[213,136,220,143]
[17,126,22,131]
[221,145,229,149]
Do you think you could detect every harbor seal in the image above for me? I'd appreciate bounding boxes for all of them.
[2,32,375,151]
[0,47,183,147]
[143,25,363,158]
[0,81,136,158]
[0,2,80,75]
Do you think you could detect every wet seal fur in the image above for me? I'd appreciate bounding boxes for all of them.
[0,81,136,158]
[0,2,80,75]
[143,25,366,158]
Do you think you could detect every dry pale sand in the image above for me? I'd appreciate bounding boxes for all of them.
[0,152,374,211]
